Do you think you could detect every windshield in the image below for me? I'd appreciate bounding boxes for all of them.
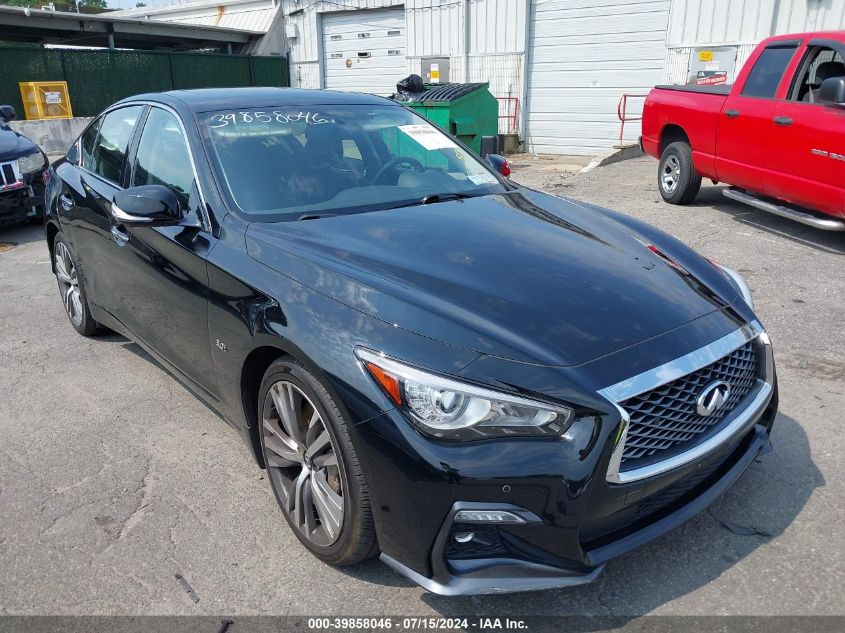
[200,104,507,221]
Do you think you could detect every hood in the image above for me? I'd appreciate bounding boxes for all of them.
[245,190,739,366]
[0,125,39,163]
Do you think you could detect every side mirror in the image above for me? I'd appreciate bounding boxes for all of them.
[0,105,16,122]
[485,153,511,177]
[819,76,845,106]
[112,185,182,226]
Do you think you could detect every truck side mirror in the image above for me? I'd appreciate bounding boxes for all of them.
[819,77,845,106]
[0,105,16,122]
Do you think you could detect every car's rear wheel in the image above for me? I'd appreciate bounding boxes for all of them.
[258,358,377,565]
[658,141,701,205]
[53,233,100,336]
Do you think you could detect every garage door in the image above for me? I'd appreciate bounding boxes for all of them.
[322,9,407,96]
[525,0,670,155]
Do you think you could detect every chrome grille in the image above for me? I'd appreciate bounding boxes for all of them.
[619,341,758,465]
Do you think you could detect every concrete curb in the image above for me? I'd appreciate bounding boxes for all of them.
[579,143,644,174]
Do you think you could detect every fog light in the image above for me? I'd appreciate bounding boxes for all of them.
[453,510,526,524]
[453,531,475,543]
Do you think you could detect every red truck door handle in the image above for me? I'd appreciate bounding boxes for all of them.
[725,109,740,118]
[773,116,793,126]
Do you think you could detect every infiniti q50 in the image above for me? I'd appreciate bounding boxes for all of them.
[44,88,778,595]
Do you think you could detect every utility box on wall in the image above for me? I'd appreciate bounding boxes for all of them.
[687,47,738,86]
[421,57,450,84]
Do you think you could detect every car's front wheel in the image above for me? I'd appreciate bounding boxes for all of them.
[258,358,378,565]
[658,141,701,205]
[53,232,100,336]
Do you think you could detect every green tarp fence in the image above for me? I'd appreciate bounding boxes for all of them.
[0,47,290,118]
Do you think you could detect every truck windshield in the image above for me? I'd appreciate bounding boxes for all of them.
[200,105,507,221]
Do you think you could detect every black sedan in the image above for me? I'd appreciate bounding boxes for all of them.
[44,88,777,595]
[1,105,48,226]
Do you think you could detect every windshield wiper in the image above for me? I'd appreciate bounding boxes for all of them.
[420,192,476,205]
[297,213,337,221]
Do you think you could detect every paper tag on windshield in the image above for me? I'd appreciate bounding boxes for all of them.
[468,173,498,185]
[398,124,458,150]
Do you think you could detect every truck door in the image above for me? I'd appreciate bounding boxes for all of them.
[764,41,845,218]
[714,42,800,194]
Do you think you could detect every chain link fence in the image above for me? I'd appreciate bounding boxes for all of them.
[0,47,290,118]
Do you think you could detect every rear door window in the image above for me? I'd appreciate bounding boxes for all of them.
[88,106,143,184]
[741,45,798,98]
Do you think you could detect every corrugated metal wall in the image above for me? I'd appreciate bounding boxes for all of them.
[667,0,845,46]
[664,0,845,85]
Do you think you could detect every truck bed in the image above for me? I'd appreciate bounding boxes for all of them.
[653,84,732,96]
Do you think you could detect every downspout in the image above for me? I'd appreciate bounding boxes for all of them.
[463,0,470,82]
[518,0,531,149]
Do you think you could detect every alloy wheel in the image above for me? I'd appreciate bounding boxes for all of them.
[661,155,681,193]
[262,380,344,547]
[54,241,84,327]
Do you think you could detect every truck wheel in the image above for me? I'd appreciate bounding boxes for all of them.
[658,142,701,205]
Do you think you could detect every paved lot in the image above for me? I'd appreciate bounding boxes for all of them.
[0,156,843,617]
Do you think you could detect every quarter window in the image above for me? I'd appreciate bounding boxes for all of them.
[89,106,142,184]
[132,108,195,210]
[79,118,101,171]
[741,45,798,98]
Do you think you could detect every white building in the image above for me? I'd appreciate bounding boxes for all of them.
[114,0,845,155]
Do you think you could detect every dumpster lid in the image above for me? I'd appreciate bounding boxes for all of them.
[400,82,489,103]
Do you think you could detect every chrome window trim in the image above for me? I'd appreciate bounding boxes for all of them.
[600,320,773,484]
[78,104,145,189]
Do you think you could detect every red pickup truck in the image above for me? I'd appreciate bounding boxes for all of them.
[641,32,845,231]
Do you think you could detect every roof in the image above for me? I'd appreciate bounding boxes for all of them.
[0,5,262,49]
[111,0,280,33]
[121,87,398,112]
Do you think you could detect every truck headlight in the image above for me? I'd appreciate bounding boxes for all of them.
[18,151,47,175]
[356,348,574,439]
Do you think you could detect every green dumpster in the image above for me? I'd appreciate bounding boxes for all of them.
[398,82,498,156]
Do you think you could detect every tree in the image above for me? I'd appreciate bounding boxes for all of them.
[3,0,110,8]
[136,1,147,6]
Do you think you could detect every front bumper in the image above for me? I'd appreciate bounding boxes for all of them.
[354,323,777,595]
[0,173,45,225]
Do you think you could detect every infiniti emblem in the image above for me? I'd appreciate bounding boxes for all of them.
[696,381,731,416]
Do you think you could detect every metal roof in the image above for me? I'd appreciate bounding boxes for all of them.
[0,5,263,50]
[112,0,280,34]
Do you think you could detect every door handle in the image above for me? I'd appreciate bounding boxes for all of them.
[111,225,129,247]
[59,193,73,211]
[773,116,793,126]
[725,109,740,118]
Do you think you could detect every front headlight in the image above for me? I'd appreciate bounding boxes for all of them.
[18,151,47,175]
[713,262,754,309]
[356,348,574,440]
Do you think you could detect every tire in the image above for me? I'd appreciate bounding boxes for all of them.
[52,232,100,336]
[658,141,702,205]
[258,357,378,566]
